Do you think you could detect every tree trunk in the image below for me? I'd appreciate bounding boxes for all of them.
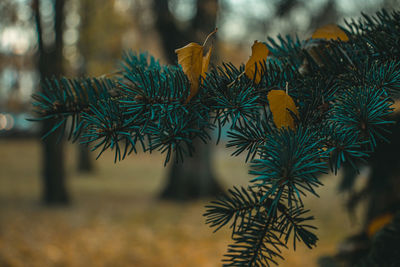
[364,119,400,223]
[42,121,68,204]
[160,139,222,200]
[77,145,93,173]
[153,0,223,200]
[76,0,94,173]
[34,0,69,204]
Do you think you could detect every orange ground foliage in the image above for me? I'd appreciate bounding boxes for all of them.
[0,139,364,266]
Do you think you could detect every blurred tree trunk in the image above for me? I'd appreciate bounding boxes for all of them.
[76,0,94,173]
[34,0,69,204]
[77,145,93,172]
[161,138,222,200]
[153,0,223,200]
[365,122,400,222]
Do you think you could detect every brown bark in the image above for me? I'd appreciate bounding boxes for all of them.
[364,120,400,224]
[77,145,94,173]
[34,0,69,204]
[161,138,222,200]
[76,0,94,173]
[153,0,223,200]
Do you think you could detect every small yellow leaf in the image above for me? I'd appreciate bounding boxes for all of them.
[367,213,394,237]
[312,24,349,41]
[390,100,400,113]
[175,29,217,103]
[245,41,269,84]
[175,42,203,102]
[267,90,299,129]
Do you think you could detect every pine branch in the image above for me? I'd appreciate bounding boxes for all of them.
[250,127,328,211]
[30,77,115,141]
[222,212,285,267]
[30,9,400,267]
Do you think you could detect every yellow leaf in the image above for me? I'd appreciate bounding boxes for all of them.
[390,100,400,113]
[245,41,269,84]
[267,90,299,129]
[312,24,349,42]
[175,42,203,102]
[367,213,394,237]
[175,29,217,103]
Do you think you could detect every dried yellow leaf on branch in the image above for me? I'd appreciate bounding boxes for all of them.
[245,41,269,84]
[390,100,400,113]
[175,29,216,103]
[311,24,349,41]
[367,213,393,237]
[267,90,299,129]
[175,43,203,102]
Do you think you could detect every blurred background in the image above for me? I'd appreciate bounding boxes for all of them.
[0,0,399,266]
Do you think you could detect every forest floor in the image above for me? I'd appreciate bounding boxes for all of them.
[0,139,366,267]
